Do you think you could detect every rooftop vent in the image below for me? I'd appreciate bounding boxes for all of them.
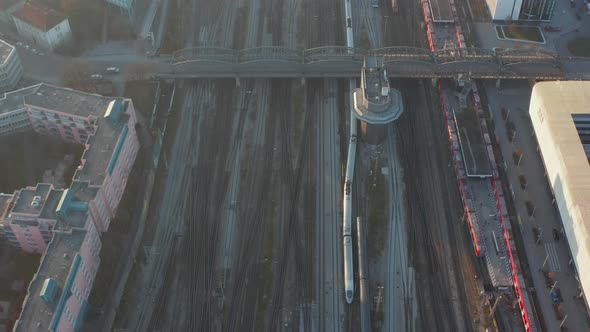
[31,201,40,207]
[33,196,41,202]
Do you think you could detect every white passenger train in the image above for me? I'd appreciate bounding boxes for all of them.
[343,90,357,304]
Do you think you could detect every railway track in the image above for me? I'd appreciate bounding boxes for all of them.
[267,79,314,331]
[223,80,274,330]
[396,79,475,332]
[314,79,345,332]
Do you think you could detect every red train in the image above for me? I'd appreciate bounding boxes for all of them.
[391,0,399,13]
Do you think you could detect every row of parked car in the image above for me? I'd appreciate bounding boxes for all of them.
[14,41,45,56]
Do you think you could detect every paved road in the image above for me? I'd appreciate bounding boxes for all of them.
[485,82,590,332]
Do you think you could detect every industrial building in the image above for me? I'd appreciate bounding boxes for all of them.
[486,0,555,21]
[529,81,590,311]
[352,56,404,144]
[0,83,140,331]
[0,39,22,93]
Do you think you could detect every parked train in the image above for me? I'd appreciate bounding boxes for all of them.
[343,98,358,304]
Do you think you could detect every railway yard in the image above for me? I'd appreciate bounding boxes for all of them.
[113,0,523,330]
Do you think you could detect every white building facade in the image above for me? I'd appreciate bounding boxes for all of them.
[529,81,590,311]
[12,2,72,51]
[0,39,22,93]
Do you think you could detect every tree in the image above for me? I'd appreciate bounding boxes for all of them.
[126,63,152,81]
[62,61,91,90]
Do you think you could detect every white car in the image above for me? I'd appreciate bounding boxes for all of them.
[16,42,23,47]
[106,67,120,73]
[91,74,103,80]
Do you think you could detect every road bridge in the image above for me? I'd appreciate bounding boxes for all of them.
[156,46,590,80]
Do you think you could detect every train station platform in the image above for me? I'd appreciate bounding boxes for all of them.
[428,0,454,22]
[453,108,492,177]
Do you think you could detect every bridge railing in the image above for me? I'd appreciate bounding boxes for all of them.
[168,46,571,79]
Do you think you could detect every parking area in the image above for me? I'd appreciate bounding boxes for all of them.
[470,0,587,54]
[484,80,590,331]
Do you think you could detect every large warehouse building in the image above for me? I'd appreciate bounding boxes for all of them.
[529,81,590,309]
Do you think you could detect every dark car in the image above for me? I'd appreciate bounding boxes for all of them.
[544,26,561,32]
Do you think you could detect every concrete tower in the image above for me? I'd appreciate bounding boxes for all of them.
[352,56,404,144]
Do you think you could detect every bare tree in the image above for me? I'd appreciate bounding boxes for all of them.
[126,63,152,81]
[61,61,91,90]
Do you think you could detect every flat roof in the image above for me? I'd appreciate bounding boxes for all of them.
[428,0,454,22]
[74,109,130,185]
[14,231,85,332]
[530,81,590,308]
[0,85,39,114]
[1,83,134,186]
[0,39,15,66]
[39,189,64,220]
[11,183,52,215]
[24,84,112,118]
[453,107,492,177]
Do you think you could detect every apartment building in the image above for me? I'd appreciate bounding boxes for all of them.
[12,1,72,51]
[0,83,139,331]
[0,39,22,93]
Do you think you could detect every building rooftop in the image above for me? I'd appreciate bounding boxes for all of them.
[39,189,64,220]
[2,83,134,187]
[24,84,112,118]
[12,1,67,32]
[0,84,38,114]
[363,57,390,105]
[353,56,404,125]
[74,100,131,185]
[11,183,52,215]
[428,0,453,22]
[0,39,15,66]
[13,231,85,332]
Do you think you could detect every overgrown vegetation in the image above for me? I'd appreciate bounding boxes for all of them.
[500,25,544,43]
